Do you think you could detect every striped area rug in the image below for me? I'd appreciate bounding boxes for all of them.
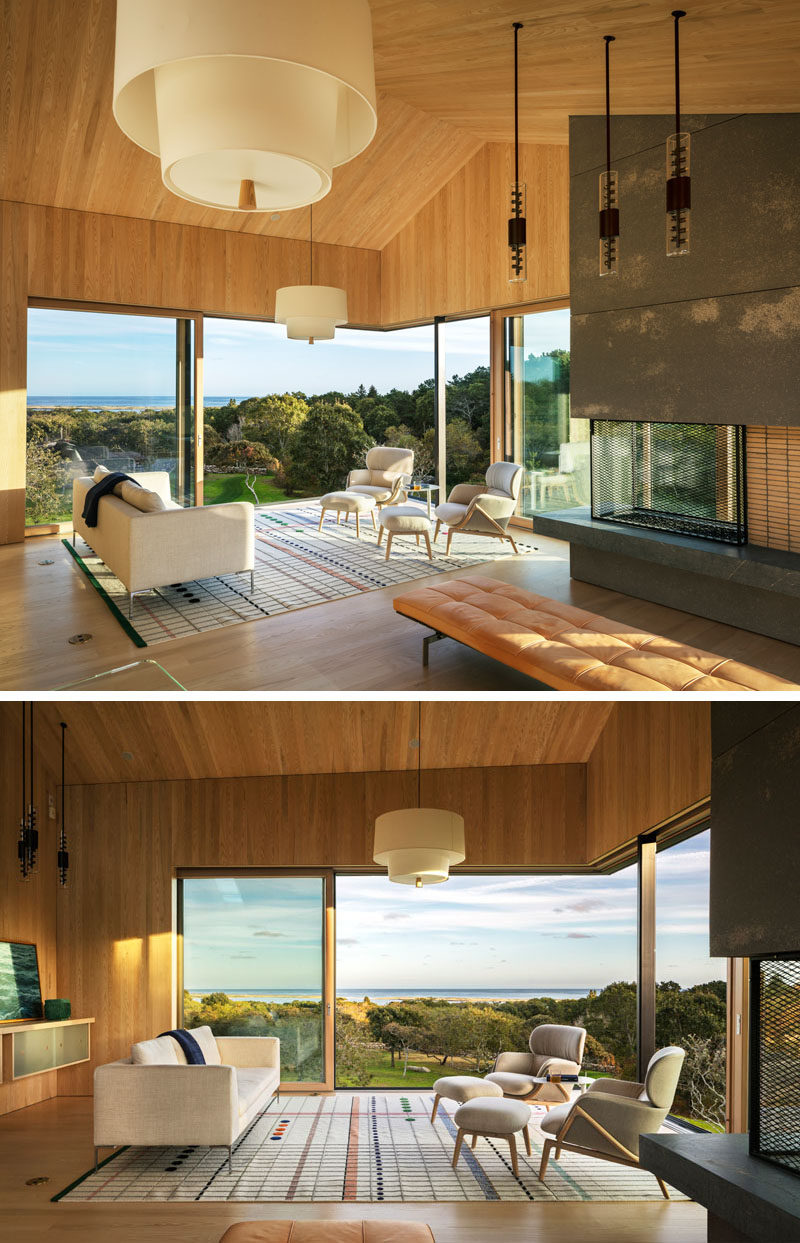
[54,1092,686,1204]
[63,503,533,647]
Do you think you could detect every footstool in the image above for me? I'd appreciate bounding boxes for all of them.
[430,1074,503,1124]
[220,1223,435,1242]
[377,505,433,562]
[318,491,376,538]
[452,1097,532,1177]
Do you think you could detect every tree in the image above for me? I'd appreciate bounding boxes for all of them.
[682,1034,726,1130]
[241,393,309,460]
[25,434,65,523]
[335,1007,374,1087]
[285,401,370,494]
[204,440,279,502]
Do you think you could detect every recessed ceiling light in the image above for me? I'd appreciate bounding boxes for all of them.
[270,213,281,221]
[121,751,134,762]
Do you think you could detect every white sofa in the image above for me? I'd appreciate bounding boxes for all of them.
[72,471,254,617]
[93,1027,280,1172]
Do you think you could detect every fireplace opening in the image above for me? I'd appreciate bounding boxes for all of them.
[750,955,800,1177]
[591,420,746,544]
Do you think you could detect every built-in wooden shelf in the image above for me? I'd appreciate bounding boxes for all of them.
[0,1017,95,1082]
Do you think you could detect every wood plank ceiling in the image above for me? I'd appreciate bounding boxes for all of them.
[31,702,614,785]
[2,0,799,251]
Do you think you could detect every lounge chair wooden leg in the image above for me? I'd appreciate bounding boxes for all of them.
[508,535,520,554]
[523,1125,532,1157]
[430,1093,441,1124]
[377,525,384,546]
[508,1134,519,1177]
[415,532,420,546]
[433,519,441,543]
[452,1129,465,1168]
[385,532,393,561]
[471,1134,479,1150]
[355,511,360,538]
[424,531,432,561]
[370,509,376,530]
[445,531,453,556]
[318,509,325,531]
[337,511,341,524]
[539,1138,553,1181]
[656,1176,671,1200]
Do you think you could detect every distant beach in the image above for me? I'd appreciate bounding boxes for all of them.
[189,986,593,1006]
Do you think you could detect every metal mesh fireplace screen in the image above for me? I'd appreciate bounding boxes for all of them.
[751,956,800,1176]
[591,421,746,544]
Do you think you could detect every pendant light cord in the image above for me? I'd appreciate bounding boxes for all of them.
[417,702,421,809]
[29,701,34,813]
[672,11,685,137]
[604,35,614,182]
[60,722,66,847]
[309,205,314,286]
[21,703,26,821]
[513,22,522,197]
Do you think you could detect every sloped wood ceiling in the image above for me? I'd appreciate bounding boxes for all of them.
[3,0,799,251]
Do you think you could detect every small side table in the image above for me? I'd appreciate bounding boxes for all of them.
[407,481,440,519]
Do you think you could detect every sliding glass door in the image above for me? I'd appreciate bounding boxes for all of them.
[178,872,333,1088]
[26,305,200,526]
[503,306,589,520]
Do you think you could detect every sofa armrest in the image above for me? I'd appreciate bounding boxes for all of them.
[126,502,255,592]
[93,1062,238,1147]
[493,1051,536,1075]
[215,1036,281,1070]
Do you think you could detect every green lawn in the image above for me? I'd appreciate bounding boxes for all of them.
[347,1050,480,1090]
[203,473,290,505]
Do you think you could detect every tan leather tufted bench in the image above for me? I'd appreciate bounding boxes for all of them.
[393,573,800,692]
[220,1223,434,1243]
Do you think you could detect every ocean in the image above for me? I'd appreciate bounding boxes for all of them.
[28,396,240,410]
[189,987,592,1005]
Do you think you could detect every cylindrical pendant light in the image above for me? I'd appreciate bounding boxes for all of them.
[373,705,466,888]
[598,35,620,276]
[666,10,691,256]
[58,722,69,887]
[275,206,348,343]
[112,0,378,213]
[507,21,527,283]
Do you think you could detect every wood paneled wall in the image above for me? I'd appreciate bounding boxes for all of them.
[746,425,800,553]
[585,703,712,862]
[56,764,585,1092]
[380,142,570,325]
[0,705,60,1116]
[0,202,28,544]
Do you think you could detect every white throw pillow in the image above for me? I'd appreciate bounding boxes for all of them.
[93,464,110,483]
[190,1025,221,1065]
[118,480,167,513]
[130,1035,181,1065]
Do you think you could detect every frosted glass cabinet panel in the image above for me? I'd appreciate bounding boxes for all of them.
[1,1018,93,1080]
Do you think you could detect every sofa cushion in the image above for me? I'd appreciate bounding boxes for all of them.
[118,480,167,513]
[131,1035,182,1065]
[93,464,111,482]
[191,1025,222,1065]
[236,1068,275,1118]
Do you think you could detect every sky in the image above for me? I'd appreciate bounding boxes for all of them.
[181,831,724,995]
[26,306,570,397]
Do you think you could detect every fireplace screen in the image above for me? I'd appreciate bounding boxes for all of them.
[591,421,746,544]
[751,955,800,1176]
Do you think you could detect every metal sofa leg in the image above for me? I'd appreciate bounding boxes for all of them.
[250,569,254,593]
[422,630,444,667]
[94,1146,100,1173]
[129,591,136,620]
[228,1146,233,1175]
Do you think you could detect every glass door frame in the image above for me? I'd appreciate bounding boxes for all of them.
[176,868,335,1093]
[25,297,205,534]
[490,296,570,531]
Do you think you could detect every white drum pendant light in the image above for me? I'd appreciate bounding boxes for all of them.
[112,0,378,213]
[275,207,347,342]
[373,705,466,888]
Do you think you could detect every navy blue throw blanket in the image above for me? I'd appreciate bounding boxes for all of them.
[159,1028,206,1064]
[81,471,141,527]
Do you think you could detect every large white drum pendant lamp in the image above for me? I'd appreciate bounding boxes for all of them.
[112,0,378,212]
[373,704,466,888]
[276,207,347,342]
[374,809,466,887]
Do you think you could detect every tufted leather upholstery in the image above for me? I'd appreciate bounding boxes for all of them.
[393,574,800,692]
[220,1224,435,1242]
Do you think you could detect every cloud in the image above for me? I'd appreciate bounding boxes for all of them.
[338,938,359,947]
[383,912,409,922]
[230,953,256,959]
[565,900,606,913]
[566,932,594,940]
[253,930,285,938]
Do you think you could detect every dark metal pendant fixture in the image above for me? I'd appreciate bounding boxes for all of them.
[507,21,527,283]
[598,34,619,276]
[58,722,69,887]
[666,10,691,256]
[17,704,38,880]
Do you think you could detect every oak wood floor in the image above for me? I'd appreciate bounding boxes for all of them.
[2,528,799,691]
[0,1097,707,1243]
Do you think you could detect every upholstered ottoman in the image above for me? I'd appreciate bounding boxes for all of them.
[219,1222,434,1242]
[377,505,433,562]
[318,491,376,538]
[452,1097,533,1177]
[430,1074,503,1123]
